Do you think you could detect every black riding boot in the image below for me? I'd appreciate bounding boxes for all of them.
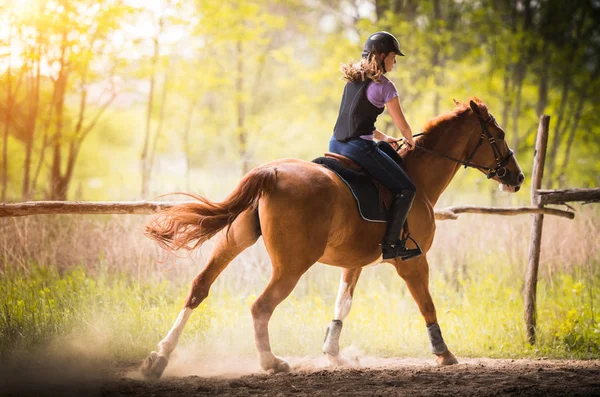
[381,189,422,260]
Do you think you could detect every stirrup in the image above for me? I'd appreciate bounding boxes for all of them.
[382,235,422,261]
[399,235,422,261]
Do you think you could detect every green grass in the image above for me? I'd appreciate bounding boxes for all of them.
[1,260,598,363]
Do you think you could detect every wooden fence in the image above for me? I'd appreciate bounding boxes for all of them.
[0,200,575,220]
[523,116,600,343]
[1,115,599,345]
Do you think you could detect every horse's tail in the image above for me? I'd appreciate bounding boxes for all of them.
[145,165,277,252]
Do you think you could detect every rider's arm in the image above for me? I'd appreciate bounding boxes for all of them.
[373,129,390,141]
[386,96,415,148]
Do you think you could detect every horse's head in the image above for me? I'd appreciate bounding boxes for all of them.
[464,98,525,192]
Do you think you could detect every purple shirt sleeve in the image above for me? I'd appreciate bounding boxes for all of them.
[366,76,398,108]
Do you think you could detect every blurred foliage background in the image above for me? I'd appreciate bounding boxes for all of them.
[1,0,599,204]
[1,0,600,367]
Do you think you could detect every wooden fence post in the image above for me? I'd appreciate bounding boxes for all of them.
[524,115,550,345]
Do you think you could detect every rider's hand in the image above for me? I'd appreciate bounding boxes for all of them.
[404,135,416,151]
[384,135,402,150]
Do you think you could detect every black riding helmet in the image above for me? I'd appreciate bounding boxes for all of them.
[361,31,405,59]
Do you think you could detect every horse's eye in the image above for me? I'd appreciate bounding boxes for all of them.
[498,131,505,141]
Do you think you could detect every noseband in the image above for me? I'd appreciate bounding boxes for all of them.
[401,115,514,183]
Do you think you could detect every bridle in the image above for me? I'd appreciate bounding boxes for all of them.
[398,114,515,182]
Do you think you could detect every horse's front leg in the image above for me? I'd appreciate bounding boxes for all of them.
[322,268,362,366]
[396,258,458,365]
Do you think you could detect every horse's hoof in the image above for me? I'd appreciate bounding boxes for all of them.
[326,353,358,367]
[259,353,291,374]
[436,350,458,366]
[141,351,169,380]
[270,357,291,374]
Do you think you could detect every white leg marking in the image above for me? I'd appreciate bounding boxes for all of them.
[324,275,353,358]
[157,308,193,359]
[334,279,352,320]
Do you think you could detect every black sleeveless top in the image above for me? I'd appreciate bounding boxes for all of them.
[333,80,385,142]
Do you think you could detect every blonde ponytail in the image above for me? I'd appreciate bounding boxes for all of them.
[340,54,384,83]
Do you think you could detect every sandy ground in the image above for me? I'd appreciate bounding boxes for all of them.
[2,355,600,397]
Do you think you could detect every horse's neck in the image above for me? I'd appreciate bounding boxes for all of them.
[405,118,476,206]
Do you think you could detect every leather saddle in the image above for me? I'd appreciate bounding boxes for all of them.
[312,150,395,223]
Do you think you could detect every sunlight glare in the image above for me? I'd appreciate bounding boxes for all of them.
[11,0,36,17]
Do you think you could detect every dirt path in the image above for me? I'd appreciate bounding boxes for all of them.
[3,357,600,396]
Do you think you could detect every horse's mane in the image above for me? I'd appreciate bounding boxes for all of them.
[402,97,489,157]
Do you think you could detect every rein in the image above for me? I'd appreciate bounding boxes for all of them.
[398,115,514,181]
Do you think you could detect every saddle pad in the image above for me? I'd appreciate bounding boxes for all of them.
[312,157,389,223]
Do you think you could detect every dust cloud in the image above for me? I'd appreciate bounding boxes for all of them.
[0,335,111,397]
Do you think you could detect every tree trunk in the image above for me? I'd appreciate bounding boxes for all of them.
[510,0,535,149]
[183,99,197,192]
[22,41,42,200]
[556,94,584,188]
[557,65,598,187]
[398,0,419,21]
[73,69,88,140]
[432,0,442,117]
[544,73,572,188]
[50,32,69,200]
[375,0,418,22]
[374,0,385,20]
[544,9,584,188]
[510,68,524,150]
[32,86,58,195]
[31,31,62,195]
[2,13,13,202]
[22,67,34,200]
[57,71,89,201]
[61,140,79,199]
[141,17,163,198]
[501,67,511,131]
[510,48,536,150]
[51,60,116,202]
[149,66,170,182]
[535,42,550,116]
[236,40,249,175]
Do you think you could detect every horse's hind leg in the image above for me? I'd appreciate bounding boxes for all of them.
[250,266,309,373]
[251,203,331,372]
[141,209,260,379]
[396,257,458,365]
[322,268,361,366]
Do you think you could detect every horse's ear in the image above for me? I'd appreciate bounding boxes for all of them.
[469,100,481,115]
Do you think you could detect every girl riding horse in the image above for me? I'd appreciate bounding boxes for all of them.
[329,31,421,261]
[139,34,524,379]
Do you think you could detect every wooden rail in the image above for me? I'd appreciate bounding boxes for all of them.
[436,205,573,220]
[535,188,600,206]
[0,200,193,217]
[0,200,574,220]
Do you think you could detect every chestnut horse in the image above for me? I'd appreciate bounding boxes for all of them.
[140,98,524,379]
